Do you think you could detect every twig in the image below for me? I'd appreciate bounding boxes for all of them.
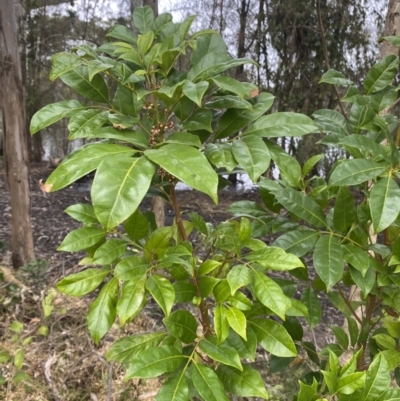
[337,284,363,325]
[316,0,349,121]
[42,354,63,401]
[106,361,114,401]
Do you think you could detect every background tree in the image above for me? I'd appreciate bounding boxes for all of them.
[0,0,35,268]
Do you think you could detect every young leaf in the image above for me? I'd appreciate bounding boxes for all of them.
[364,354,390,401]
[216,364,269,399]
[227,265,252,295]
[145,144,218,204]
[114,256,149,280]
[146,275,175,317]
[250,318,297,357]
[247,247,304,271]
[232,136,271,182]
[370,176,400,233]
[87,278,119,344]
[313,235,344,291]
[91,156,155,231]
[125,346,185,379]
[190,364,229,401]
[117,274,147,326]
[163,310,198,343]
[124,209,149,241]
[226,307,247,340]
[57,268,110,296]
[342,243,370,277]
[58,227,105,252]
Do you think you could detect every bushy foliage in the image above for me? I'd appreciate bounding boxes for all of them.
[30,7,400,400]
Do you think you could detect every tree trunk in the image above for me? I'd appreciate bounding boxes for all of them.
[143,0,158,17]
[0,0,35,268]
[381,0,400,58]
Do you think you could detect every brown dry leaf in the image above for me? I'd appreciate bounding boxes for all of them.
[250,88,259,98]
[39,179,52,193]
[29,317,41,324]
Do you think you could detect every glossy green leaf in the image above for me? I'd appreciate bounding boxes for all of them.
[137,31,154,56]
[163,310,197,343]
[337,372,365,395]
[303,154,324,176]
[226,307,247,340]
[133,6,154,34]
[173,282,196,303]
[215,92,274,139]
[274,188,327,227]
[312,109,350,136]
[30,100,86,134]
[190,33,227,65]
[124,209,149,241]
[349,103,376,134]
[106,332,167,362]
[370,176,400,233]
[182,81,209,107]
[250,318,297,357]
[247,246,304,271]
[329,159,387,186]
[187,53,255,82]
[91,156,155,231]
[181,108,213,132]
[273,229,318,257]
[365,354,390,401]
[301,287,322,329]
[211,76,246,98]
[205,95,252,110]
[45,143,135,191]
[198,260,221,276]
[265,140,302,187]
[214,304,230,344]
[227,265,252,295]
[59,66,109,103]
[216,364,269,399]
[204,143,237,173]
[253,269,291,319]
[58,227,105,252]
[199,335,242,370]
[125,345,185,379]
[145,144,218,203]
[106,24,137,44]
[331,325,349,350]
[333,186,356,232]
[57,268,110,296]
[232,136,271,182]
[156,370,189,401]
[64,204,98,225]
[67,109,108,139]
[114,256,149,280]
[313,235,343,291]
[342,243,369,276]
[117,274,147,326]
[190,364,229,401]
[244,112,318,138]
[93,239,126,265]
[87,278,118,344]
[364,55,399,95]
[340,135,389,161]
[146,275,175,317]
[50,52,83,80]
[319,69,353,86]
[144,226,174,260]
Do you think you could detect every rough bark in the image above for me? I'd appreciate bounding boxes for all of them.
[0,0,35,268]
[381,0,400,58]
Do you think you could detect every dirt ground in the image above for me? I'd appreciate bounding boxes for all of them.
[0,162,341,401]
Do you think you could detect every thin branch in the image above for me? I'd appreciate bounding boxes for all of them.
[337,284,363,325]
[316,0,349,121]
